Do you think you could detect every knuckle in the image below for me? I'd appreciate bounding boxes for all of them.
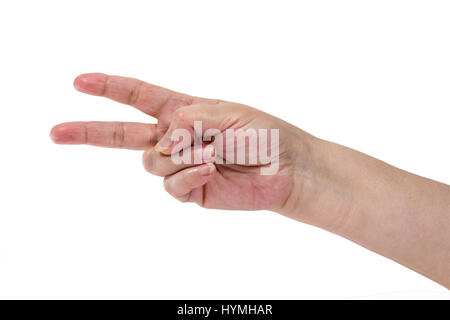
[173,107,188,122]
[163,177,172,193]
[127,81,144,106]
[113,122,125,148]
[163,177,190,202]
[142,150,152,172]
[177,194,191,203]
[142,149,161,175]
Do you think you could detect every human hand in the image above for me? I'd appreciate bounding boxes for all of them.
[51,73,449,287]
[50,73,321,217]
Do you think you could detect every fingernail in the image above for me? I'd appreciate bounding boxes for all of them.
[202,144,216,162]
[154,143,167,153]
[198,163,215,176]
[154,135,172,152]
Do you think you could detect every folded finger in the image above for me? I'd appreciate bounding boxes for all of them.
[163,163,216,203]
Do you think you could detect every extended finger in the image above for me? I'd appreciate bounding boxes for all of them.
[50,121,157,150]
[73,73,219,118]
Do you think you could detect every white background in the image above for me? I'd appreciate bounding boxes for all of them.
[0,0,448,299]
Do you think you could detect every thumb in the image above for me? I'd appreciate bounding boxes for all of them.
[154,103,239,155]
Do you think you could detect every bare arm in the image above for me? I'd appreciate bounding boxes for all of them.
[278,135,450,288]
[51,73,450,288]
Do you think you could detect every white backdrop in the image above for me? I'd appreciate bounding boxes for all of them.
[0,0,448,299]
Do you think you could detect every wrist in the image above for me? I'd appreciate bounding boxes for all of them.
[276,134,357,232]
[277,132,450,287]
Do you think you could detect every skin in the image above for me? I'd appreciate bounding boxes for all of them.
[51,73,450,288]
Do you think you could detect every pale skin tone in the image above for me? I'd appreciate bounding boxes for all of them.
[51,73,449,288]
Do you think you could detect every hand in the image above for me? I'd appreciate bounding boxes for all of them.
[141,101,309,211]
[51,73,221,150]
[50,73,321,216]
[51,73,449,288]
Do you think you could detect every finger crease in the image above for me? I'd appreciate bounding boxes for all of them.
[128,81,144,106]
[84,124,89,144]
[113,122,125,148]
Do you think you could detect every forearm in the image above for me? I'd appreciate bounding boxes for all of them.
[279,135,450,287]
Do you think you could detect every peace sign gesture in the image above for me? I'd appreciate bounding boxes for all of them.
[51,73,220,149]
